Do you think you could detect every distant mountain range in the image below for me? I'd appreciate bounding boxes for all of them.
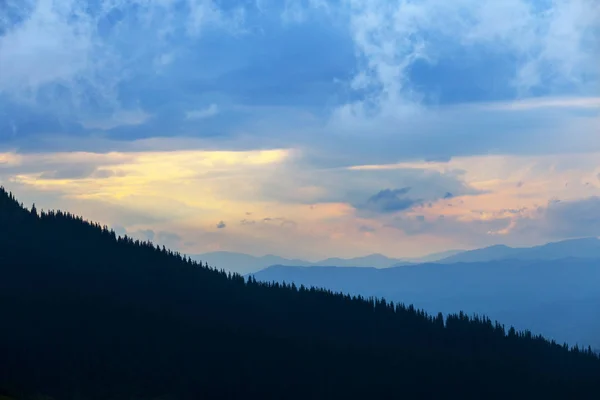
[248,237,600,349]
[194,237,600,274]
[435,237,600,264]
[191,249,464,274]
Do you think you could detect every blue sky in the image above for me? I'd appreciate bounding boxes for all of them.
[0,0,599,259]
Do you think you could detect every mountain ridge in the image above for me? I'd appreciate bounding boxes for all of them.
[437,237,600,264]
[192,249,465,273]
[195,237,600,273]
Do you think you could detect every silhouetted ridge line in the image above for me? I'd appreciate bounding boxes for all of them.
[0,186,599,400]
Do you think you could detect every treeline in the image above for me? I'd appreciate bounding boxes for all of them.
[0,187,599,399]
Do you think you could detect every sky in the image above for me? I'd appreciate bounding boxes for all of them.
[0,0,599,260]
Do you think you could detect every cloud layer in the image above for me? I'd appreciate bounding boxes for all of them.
[1,0,599,259]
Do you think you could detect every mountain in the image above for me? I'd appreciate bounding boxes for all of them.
[314,253,401,268]
[405,248,465,263]
[2,187,600,399]
[192,251,313,274]
[251,259,600,349]
[194,250,466,274]
[191,252,403,273]
[438,238,600,263]
[196,238,600,274]
[390,249,465,267]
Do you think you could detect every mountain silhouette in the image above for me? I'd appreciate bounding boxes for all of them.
[193,249,465,273]
[198,238,600,274]
[1,187,599,400]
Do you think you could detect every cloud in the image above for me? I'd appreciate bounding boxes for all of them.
[251,159,484,210]
[1,0,598,166]
[38,165,97,180]
[0,0,255,134]
[484,97,600,111]
[514,196,600,239]
[357,187,422,214]
[0,0,100,100]
[358,225,376,233]
[386,214,513,239]
[136,229,156,242]
[185,104,219,120]
[262,217,297,228]
[216,220,226,229]
[125,228,182,247]
[385,195,600,247]
[2,0,600,259]
[155,231,183,247]
[80,109,151,130]
[337,0,599,116]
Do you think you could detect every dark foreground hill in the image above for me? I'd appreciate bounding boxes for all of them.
[1,187,599,400]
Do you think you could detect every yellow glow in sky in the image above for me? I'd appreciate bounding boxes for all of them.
[2,149,600,259]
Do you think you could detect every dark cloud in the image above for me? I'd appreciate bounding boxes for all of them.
[359,225,376,233]
[216,221,227,229]
[354,183,476,216]
[240,219,256,225]
[311,105,600,170]
[471,208,528,217]
[256,164,485,212]
[358,187,422,214]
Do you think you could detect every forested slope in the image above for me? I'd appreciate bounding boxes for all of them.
[1,187,599,399]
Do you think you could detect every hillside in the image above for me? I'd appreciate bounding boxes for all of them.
[1,187,600,400]
[252,260,600,349]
